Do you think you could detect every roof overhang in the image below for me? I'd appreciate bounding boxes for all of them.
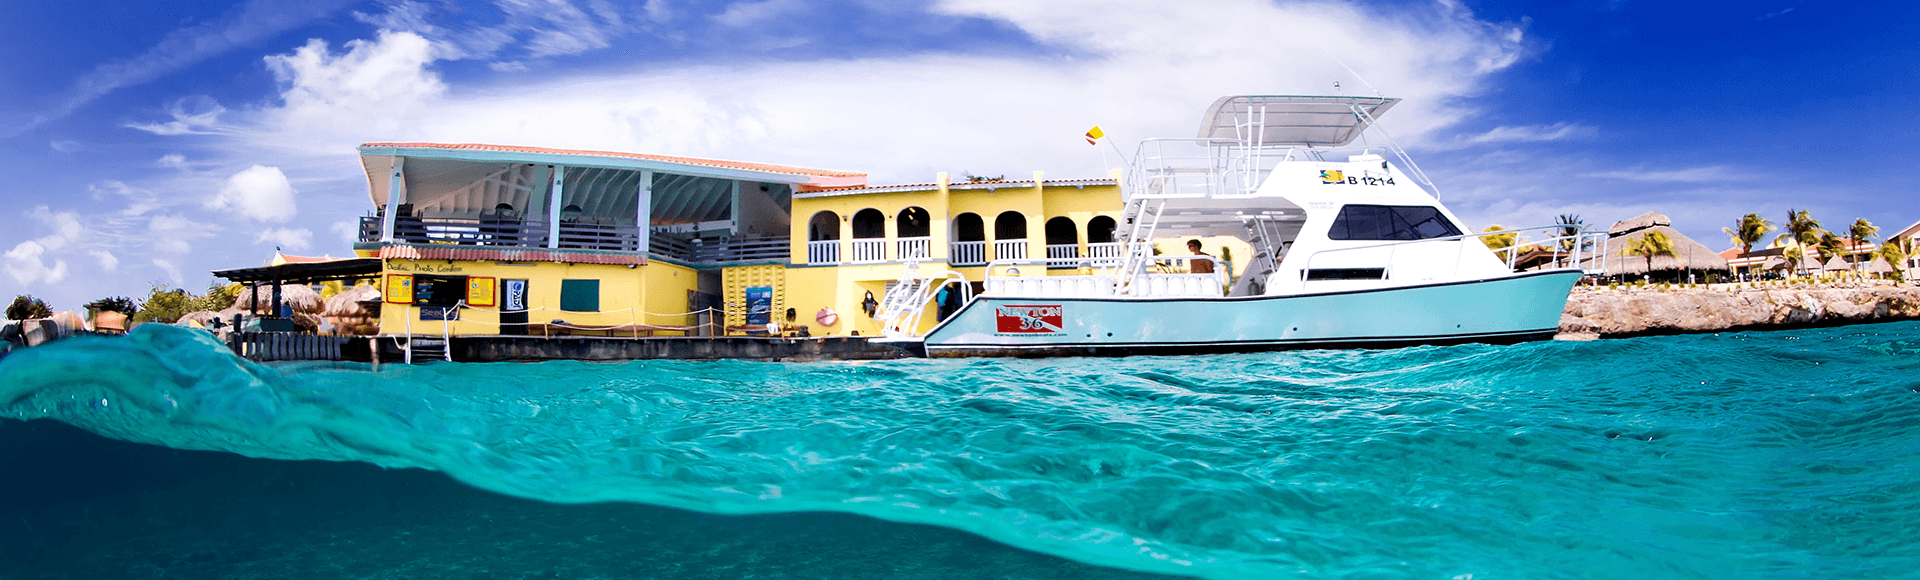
[359,142,867,208]
[1197,95,1400,147]
[213,258,384,284]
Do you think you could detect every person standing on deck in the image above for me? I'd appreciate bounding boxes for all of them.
[1187,239,1216,274]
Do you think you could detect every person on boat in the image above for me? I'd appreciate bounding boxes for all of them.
[1187,239,1216,274]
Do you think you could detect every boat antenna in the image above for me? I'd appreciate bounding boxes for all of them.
[1318,48,1385,97]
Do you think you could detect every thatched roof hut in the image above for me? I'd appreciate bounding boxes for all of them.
[1599,212,1730,276]
[321,284,382,336]
[233,284,323,314]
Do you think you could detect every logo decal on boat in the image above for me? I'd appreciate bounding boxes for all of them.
[995,304,1063,334]
[1320,170,1345,184]
[1321,169,1395,186]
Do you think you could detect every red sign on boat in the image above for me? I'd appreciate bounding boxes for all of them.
[995,304,1063,333]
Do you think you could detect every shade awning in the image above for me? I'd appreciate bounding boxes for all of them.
[1196,95,1400,146]
[214,258,385,284]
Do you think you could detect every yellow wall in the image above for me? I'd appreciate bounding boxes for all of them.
[379,259,697,335]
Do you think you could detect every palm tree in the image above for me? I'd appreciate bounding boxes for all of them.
[1627,230,1676,275]
[1555,214,1584,251]
[1723,213,1773,280]
[1784,245,1806,278]
[1882,237,1913,282]
[1848,218,1878,273]
[1775,209,1821,248]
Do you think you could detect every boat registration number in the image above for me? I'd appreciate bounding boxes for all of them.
[995,304,1063,334]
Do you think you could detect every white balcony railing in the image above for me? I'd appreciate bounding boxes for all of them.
[951,241,987,266]
[807,239,840,264]
[1046,244,1080,268]
[993,239,1029,262]
[897,236,932,260]
[1087,242,1124,261]
[850,239,886,263]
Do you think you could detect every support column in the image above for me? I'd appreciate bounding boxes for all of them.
[637,170,653,255]
[547,165,566,249]
[729,180,742,236]
[379,157,406,242]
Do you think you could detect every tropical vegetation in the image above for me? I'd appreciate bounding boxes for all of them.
[1722,213,1773,253]
[1627,230,1676,270]
[7,295,53,320]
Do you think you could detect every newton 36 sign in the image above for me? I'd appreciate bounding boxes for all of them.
[995,304,1063,334]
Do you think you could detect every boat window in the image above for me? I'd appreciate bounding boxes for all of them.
[1327,205,1462,241]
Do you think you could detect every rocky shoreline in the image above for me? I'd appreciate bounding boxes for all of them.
[1558,282,1920,339]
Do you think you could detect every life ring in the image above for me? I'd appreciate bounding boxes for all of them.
[815,307,839,326]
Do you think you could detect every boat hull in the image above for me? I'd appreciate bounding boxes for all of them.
[920,270,1582,357]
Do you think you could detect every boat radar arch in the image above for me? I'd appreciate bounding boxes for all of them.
[1197,95,1400,147]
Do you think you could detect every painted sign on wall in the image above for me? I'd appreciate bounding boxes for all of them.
[745,286,772,326]
[466,277,497,307]
[385,274,413,304]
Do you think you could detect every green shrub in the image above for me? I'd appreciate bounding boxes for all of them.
[7,295,53,320]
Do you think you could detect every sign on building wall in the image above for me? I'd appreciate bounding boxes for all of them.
[503,279,528,312]
[385,274,413,304]
[466,277,497,307]
[745,286,773,325]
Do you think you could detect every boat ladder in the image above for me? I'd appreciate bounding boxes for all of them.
[874,262,970,340]
[401,304,455,364]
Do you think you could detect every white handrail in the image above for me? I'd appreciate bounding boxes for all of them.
[1300,226,1610,282]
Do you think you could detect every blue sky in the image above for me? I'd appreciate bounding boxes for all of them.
[4,0,1915,309]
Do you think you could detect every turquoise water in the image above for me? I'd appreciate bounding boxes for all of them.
[3,322,1919,579]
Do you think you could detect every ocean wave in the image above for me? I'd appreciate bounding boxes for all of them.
[4,323,1919,578]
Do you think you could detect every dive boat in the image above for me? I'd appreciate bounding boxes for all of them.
[874,95,1608,357]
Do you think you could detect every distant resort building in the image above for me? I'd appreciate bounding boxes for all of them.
[326,142,1123,339]
[1591,212,1729,282]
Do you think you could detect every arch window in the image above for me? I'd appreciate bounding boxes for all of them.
[950,213,987,266]
[807,211,841,241]
[896,207,931,238]
[851,209,886,239]
[1087,216,1117,243]
[993,212,1029,261]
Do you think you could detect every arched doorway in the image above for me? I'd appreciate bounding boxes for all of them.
[1086,215,1119,261]
[952,213,986,265]
[806,211,840,264]
[994,211,1028,261]
[897,207,931,259]
[850,208,885,262]
[1045,217,1079,267]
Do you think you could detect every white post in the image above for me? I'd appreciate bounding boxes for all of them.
[547,165,566,249]
[380,157,406,242]
[729,180,742,235]
[637,170,653,255]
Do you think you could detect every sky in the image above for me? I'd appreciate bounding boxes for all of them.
[4,0,1916,309]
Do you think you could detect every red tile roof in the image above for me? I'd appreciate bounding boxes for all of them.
[361,142,865,179]
[378,245,648,266]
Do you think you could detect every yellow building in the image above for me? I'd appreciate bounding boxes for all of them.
[350,142,1133,339]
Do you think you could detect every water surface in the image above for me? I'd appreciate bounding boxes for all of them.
[3,322,1917,579]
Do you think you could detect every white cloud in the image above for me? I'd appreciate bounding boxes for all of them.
[157,153,188,168]
[713,0,805,27]
[3,241,70,286]
[25,206,86,251]
[643,0,673,23]
[125,96,227,135]
[251,31,446,149]
[147,214,219,255]
[152,258,184,287]
[1464,122,1595,144]
[50,140,81,152]
[90,250,120,272]
[330,220,362,243]
[208,165,300,222]
[4,0,355,137]
[254,227,314,250]
[1578,165,1751,183]
[227,1,1529,185]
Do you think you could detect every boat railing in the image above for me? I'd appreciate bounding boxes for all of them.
[1299,226,1610,284]
[980,256,1227,298]
[1126,139,1416,200]
[875,263,971,340]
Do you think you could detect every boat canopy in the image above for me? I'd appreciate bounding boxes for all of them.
[1196,95,1399,147]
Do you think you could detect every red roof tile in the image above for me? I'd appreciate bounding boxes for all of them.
[378,245,648,266]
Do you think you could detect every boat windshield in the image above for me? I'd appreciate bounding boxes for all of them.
[1326,204,1462,241]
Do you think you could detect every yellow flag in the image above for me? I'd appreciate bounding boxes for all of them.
[1085,125,1104,145]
